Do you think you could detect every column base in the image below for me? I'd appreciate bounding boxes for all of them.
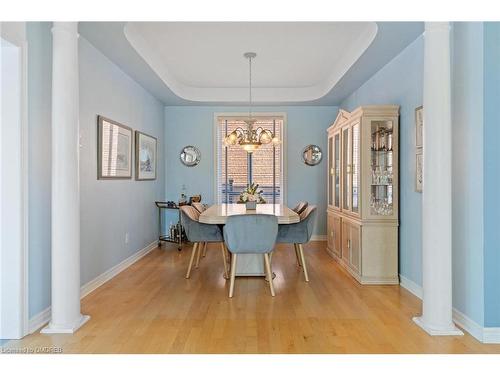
[413,316,464,336]
[41,314,90,334]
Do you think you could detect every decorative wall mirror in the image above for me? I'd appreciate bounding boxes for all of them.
[302,145,323,166]
[180,146,201,167]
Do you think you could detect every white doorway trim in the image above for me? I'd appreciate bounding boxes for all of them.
[0,22,29,339]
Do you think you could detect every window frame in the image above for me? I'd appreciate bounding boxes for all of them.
[213,112,287,205]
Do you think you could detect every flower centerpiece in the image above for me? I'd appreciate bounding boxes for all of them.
[238,183,266,210]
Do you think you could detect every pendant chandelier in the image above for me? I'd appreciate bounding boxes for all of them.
[224,52,280,153]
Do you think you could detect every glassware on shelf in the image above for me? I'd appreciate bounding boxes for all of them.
[370,195,393,216]
[371,167,393,185]
[371,127,394,152]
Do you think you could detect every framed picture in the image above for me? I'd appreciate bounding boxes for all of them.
[97,116,133,179]
[415,106,423,148]
[135,131,157,180]
[416,149,423,192]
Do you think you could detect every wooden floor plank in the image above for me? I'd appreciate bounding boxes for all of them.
[6,241,500,354]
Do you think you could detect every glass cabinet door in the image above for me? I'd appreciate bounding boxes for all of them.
[328,135,333,207]
[333,132,341,209]
[351,122,360,214]
[342,127,351,211]
[370,120,394,216]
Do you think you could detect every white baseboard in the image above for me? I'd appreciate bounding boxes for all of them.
[483,328,500,344]
[452,308,484,342]
[28,240,158,334]
[28,307,51,334]
[398,273,500,344]
[311,235,327,241]
[399,274,423,299]
[80,240,157,298]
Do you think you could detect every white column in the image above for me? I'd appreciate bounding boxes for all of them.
[412,22,462,336]
[41,22,89,334]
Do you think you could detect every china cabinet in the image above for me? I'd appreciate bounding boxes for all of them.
[326,105,399,284]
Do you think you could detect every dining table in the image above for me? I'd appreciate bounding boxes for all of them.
[199,203,300,276]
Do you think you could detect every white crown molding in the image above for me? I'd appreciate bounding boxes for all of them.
[399,274,500,344]
[29,240,158,334]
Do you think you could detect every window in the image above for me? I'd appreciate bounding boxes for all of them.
[216,114,285,204]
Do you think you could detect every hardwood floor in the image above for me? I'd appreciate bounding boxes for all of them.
[6,242,500,354]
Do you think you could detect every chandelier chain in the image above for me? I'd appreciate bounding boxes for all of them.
[249,55,252,120]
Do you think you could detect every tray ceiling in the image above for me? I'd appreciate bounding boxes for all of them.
[123,22,377,102]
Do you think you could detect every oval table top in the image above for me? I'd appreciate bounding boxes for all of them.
[199,204,300,225]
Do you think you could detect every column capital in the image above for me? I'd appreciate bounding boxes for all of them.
[51,22,79,38]
[425,22,451,33]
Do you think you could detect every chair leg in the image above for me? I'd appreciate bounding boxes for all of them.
[224,243,231,263]
[294,244,302,267]
[264,253,276,297]
[195,242,202,268]
[298,244,309,282]
[202,242,207,257]
[220,242,229,280]
[229,254,237,298]
[186,242,199,279]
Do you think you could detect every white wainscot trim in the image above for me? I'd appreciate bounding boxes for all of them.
[28,240,158,334]
[399,274,500,344]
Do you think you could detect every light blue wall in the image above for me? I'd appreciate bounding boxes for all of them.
[483,22,500,327]
[451,22,485,326]
[27,22,52,318]
[26,24,165,318]
[340,36,424,286]
[164,106,339,236]
[79,37,165,286]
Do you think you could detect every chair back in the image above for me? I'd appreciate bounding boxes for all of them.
[192,202,206,213]
[299,205,317,242]
[292,201,308,215]
[223,214,278,254]
[180,205,200,240]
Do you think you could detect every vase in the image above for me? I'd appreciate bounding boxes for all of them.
[245,201,257,210]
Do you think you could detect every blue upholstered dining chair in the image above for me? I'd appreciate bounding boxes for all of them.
[292,201,309,215]
[223,214,279,298]
[191,202,209,257]
[180,206,229,279]
[276,205,317,282]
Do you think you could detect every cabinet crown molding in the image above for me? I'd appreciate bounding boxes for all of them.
[328,105,400,132]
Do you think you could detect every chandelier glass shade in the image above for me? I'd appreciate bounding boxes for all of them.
[224,53,280,153]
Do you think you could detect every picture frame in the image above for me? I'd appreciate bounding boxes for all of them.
[415,105,423,148]
[135,131,157,180]
[416,149,423,193]
[97,115,133,179]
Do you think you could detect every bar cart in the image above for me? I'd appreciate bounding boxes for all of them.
[155,201,187,250]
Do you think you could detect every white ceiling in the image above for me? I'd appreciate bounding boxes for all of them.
[123,22,377,102]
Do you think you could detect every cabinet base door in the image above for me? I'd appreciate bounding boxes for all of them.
[333,215,342,258]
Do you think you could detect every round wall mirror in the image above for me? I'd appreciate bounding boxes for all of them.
[302,145,323,166]
[180,146,201,167]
